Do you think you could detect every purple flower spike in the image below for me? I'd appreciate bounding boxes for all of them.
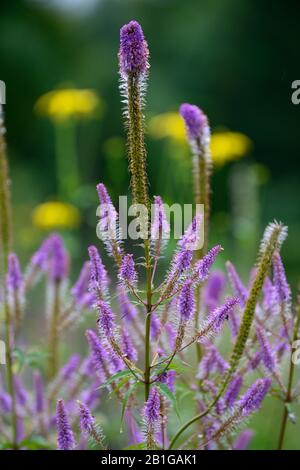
[86,329,108,380]
[179,279,195,321]
[119,20,149,76]
[14,375,28,407]
[226,261,248,306]
[196,245,222,282]
[88,246,108,295]
[159,370,176,393]
[7,253,23,293]
[224,375,243,408]
[119,254,137,285]
[179,103,208,142]
[174,249,193,274]
[144,387,160,426]
[238,378,272,416]
[71,261,91,304]
[0,391,12,413]
[56,399,76,450]
[204,270,225,311]
[273,252,291,305]
[33,371,45,414]
[150,313,161,341]
[117,285,138,322]
[233,429,254,450]
[48,234,69,282]
[209,297,239,333]
[121,327,137,362]
[59,354,81,381]
[96,300,115,337]
[78,401,95,434]
[256,327,276,373]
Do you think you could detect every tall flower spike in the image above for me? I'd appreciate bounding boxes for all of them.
[119,21,149,208]
[151,195,170,254]
[33,371,45,414]
[180,103,211,254]
[88,245,108,298]
[71,261,91,304]
[96,299,115,337]
[273,251,291,309]
[117,285,138,322]
[118,253,137,286]
[144,387,160,426]
[197,297,239,341]
[56,399,76,450]
[96,183,123,264]
[78,401,107,449]
[85,329,109,381]
[7,253,24,327]
[48,234,69,283]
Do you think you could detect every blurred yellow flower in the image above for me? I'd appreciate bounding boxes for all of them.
[35,88,101,122]
[32,201,81,230]
[210,131,252,166]
[148,112,186,142]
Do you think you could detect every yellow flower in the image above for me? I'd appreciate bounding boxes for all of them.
[35,88,101,122]
[148,112,186,142]
[210,131,252,166]
[32,201,81,230]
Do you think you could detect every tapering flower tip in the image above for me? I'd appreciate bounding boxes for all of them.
[88,245,108,293]
[59,354,81,381]
[151,195,170,242]
[56,399,76,450]
[33,371,45,413]
[238,378,272,416]
[96,299,115,337]
[7,253,23,293]
[210,296,240,332]
[197,346,228,379]
[121,327,138,362]
[233,429,254,450]
[96,183,118,218]
[259,221,288,258]
[48,234,69,282]
[71,261,91,303]
[179,103,209,143]
[226,261,248,306]
[144,387,161,426]
[224,375,243,408]
[118,253,137,285]
[180,214,202,250]
[78,401,95,434]
[272,251,291,305]
[196,245,223,282]
[119,20,149,76]
[256,327,276,373]
[85,329,108,378]
[179,279,195,321]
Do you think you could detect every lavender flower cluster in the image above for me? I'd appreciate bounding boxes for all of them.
[0,20,299,452]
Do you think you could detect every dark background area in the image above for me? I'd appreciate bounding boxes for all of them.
[0,0,299,279]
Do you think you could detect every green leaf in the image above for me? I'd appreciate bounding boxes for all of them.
[156,382,181,422]
[99,369,134,389]
[123,442,146,450]
[109,375,135,397]
[19,436,53,450]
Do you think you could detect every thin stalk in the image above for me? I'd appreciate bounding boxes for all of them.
[277,305,300,450]
[47,281,61,379]
[144,241,153,400]
[0,115,18,448]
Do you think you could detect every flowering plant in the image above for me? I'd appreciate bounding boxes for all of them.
[0,20,299,451]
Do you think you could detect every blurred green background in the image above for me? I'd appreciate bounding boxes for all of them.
[1,0,300,449]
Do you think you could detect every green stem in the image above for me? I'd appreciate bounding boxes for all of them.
[47,281,61,380]
[144,239,152,401]
[0,115,18,448]
[277,305,300,450]
[54,119,80,200]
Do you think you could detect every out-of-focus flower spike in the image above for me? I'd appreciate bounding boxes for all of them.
[256,327,276,373]
[144,387,160,426]
[262,277,278,315]
[56,399,76,450]
[158,370,176,393]
[232,429,254,450]
[14,375,28,407]
[273,252,292,335]
[78,401,107,449]
[48,234,69,283]
[197,297,239,341]
[204,270,225,311]
[58,354,81,382]
[7,253,24,328]
[33,371,46,414]
[117,285,138,322]
[71,261,91,304]
[150,313,161,341]
[96,299,115,338]
[121,327,138,362]
[224,374,243,408]
[96,183,123,264]
[25,236,51,288]
[226,261,248,306]
[238,378,272,416]
[85,330,109,381]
